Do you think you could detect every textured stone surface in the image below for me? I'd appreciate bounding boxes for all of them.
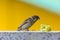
[0,32,60,40]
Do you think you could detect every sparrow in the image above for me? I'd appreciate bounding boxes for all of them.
[18,15,40,31]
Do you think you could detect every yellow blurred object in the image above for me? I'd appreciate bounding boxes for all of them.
[0,0,60,31]
[40,24,51,32]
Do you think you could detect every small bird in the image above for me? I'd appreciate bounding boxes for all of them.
[18,15,40,31]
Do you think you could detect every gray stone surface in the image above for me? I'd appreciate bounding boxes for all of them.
[0,32,60,40]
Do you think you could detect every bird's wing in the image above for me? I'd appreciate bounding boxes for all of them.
[20,22,28,27]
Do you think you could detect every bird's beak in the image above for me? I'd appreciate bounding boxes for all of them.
[37,16,40,20]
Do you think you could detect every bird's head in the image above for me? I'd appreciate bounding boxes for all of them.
[31,15,40,22]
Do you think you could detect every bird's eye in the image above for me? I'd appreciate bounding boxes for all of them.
[33,17,35,19]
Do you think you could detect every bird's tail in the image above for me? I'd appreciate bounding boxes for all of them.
[17,27,22,31]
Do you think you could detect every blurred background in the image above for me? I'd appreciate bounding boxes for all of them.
[0,0,60,31]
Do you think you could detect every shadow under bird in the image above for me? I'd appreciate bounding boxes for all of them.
[18,15,40,31]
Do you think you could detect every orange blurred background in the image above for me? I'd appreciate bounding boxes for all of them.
[0,0,60,31]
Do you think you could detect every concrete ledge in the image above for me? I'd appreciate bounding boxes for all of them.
[0,32,60,40]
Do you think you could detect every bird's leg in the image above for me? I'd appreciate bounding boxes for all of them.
[24,29,29,31]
